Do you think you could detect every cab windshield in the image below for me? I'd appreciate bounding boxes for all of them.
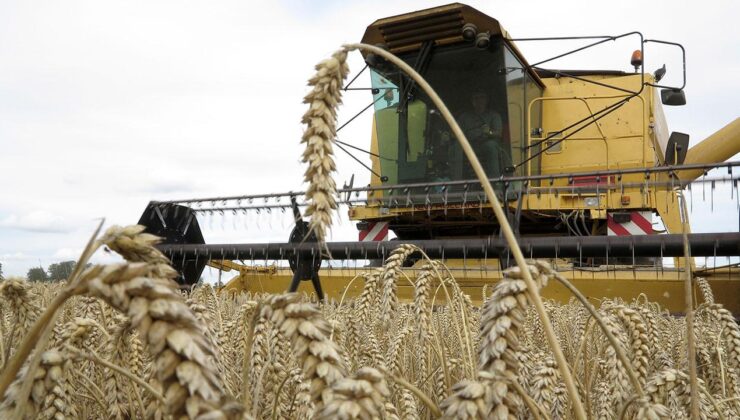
[369,39,542,193]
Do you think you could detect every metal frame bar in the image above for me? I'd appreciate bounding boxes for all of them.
[158,232,740,260]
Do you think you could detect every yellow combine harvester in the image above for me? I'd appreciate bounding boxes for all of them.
[138,4,740,312]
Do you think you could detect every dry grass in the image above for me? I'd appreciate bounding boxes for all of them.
[0,225,738,419]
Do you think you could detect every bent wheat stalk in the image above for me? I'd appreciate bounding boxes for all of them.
[341,42,587,420]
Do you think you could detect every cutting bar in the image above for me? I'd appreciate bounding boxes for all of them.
[157,232,740,261]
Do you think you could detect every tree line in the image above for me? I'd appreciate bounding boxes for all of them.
[25,260,84,282]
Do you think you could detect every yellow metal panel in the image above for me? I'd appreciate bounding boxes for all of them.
[536,74,651,176]
[222,263,740,313]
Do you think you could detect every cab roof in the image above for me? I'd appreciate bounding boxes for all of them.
[361,3,543,88]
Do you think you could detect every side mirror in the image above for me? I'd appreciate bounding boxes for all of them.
[661,88,687,106]
[664,131,689,165]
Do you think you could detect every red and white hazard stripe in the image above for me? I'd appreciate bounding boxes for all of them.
[359,221,389,242]
[607,211,653,236]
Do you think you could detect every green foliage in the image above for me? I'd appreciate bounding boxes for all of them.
[48,260,76,281]
[27,266,48,282]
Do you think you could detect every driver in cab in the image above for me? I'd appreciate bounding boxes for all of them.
[458,91,505,176]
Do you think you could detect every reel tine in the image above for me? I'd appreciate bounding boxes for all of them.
[735,179,739,217]
[405,188,414,217]
[462,244,467,278]
[194,251,199,282]
[443,185,448,217]
[594,176,598,204]
[665,176,671,215]
[732,178,736,200]
[425,187,431,217]
[604,233,608,271]
[462,183,468,216]
[483,238,488,278]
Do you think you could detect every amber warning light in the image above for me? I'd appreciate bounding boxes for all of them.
[630,49,643,72]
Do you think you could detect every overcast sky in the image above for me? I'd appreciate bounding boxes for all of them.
[1,0,738,277]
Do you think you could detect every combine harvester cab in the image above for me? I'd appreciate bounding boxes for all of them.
[138,3,740,313]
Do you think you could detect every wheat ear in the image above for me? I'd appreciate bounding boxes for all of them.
[263,293,346,413]
[476,263,550,418]
[704,303,740,370]
[439,372,491,419]
[104,314,136,419]
[0,350,76,418]
[0,279,41,359]
[531,356,566,419]
[301,49,350,244]
[379,244,419,328]
[695,277,714,304]
[614,305,651,384]
[356,269,381,325]
[318,367,389,419]
[86,225,245,419]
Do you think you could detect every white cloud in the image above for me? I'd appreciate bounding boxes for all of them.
[0,252,33,261]
[0,0,737,277]
[0,211,72,233]
[51,247,83,260]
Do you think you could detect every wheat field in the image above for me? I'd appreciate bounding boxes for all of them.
[0,225,737,419]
